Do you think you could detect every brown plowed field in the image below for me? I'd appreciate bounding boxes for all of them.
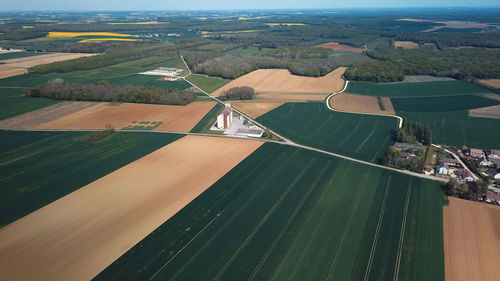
[257,92,328,101]
[32,101,216,132]
[232,101,284,118]
[213,67,346,96]
[478,79,500,89]
[0,53,96,79]
[0,101,98,129]
[0,135,262,281]
[444,197,500,281]
[394,41,419,49]
[313,42,364,53]
[329,93,395,115]
[469,105,500,119]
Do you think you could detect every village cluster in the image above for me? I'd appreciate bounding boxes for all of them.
[427,147,500,204]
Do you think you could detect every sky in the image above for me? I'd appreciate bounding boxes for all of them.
[2,0,499,11]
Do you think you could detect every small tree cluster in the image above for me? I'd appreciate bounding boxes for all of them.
[220,87,255,100]
[397,119,432,145]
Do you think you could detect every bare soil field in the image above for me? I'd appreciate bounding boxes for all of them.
[313,42,364,53]
[329,93,395,115]
[256,92,328,101]
[469,104,500,119]
[394,41,419,49]
[213,67,347,96]
[0,53,96,79]
[0,135,262,281]
[232,101,284,118]
[0,101,97,129]
[444,198,500,281]
[31,101,216,132]
[478,79,500,89]
[404,75,456,83]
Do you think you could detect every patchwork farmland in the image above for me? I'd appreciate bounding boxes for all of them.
[96,144,445,281]
[0,130,183,226]
[329,93,395,115]
[257,102,399,162]
[346,80,492,97]
[0,87,59,120]
[399,111,500,149]
[0,135,262,281]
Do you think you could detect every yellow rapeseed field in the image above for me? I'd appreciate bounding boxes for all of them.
[48,32,133,38]
[265,23,305,26]
[78,38,141,43]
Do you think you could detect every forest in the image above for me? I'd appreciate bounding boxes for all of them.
[26,80,196,105]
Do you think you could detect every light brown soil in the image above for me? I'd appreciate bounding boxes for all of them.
[403,75,455,83]
[469,105,500,119]
[443,197,500,281]
[31,101,216,132]
[213,67,347,96]
[478,79,500,89]
[329,93,395,115]
[0,53,96,79]
[313,42,364,53]
[0,101,97,128]
[394,41,419,49]
[256,92,328,101]
[232,101,284,118]
[0,135,262,281]
[0,68,27,79]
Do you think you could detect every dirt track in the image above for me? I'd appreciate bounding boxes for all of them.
[313,42,364,53]
[329,93,395,115]
[444,197,500,281]
[232,101,284,118]
[0,53,96,79]
[213,67,346,96]
[31,101,216,132]
[0,135,262,281]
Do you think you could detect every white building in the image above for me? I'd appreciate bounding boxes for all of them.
[216,104,233,129]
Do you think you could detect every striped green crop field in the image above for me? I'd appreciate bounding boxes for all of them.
[346,81,492,97]
[257,102,398,162]
[0,87,60,120]
[96,143,445,281]
[399,110,500,149]
[0,130,182,226]
[391,95,500,112]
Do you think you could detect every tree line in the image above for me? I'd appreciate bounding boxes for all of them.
[345,48,500,82]
[26,80,196,106]
[29,44,177,74]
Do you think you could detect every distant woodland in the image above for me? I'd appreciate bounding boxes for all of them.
[27,81,196,105]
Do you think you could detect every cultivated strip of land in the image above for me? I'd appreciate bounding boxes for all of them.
[0,135,262,281]
[444,198,500,281]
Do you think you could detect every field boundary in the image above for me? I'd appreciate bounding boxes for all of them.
[326,80,403,128]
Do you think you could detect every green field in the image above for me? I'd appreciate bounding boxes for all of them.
[346,81,492,97]
[186,74,230,93]
[399,111,500,149]
[0,52,44,60]
[96,143,445,281]
[257,102,398,162]
[190,102,224,133]
[0,56,191,90]
[0,87,59,120]
[0,130,182,226]
[391,95,500,112]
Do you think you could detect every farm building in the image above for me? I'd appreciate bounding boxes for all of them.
[216,104,233,129]
[140,67,183,77]
[486,191,500,204]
